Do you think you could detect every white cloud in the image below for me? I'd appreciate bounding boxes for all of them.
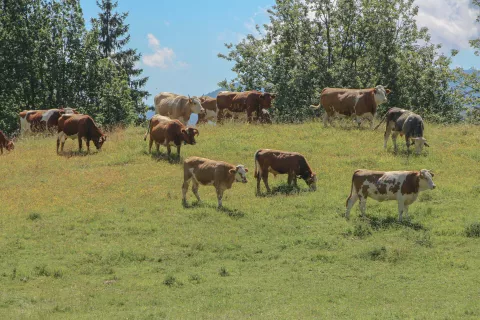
[415,0,480,50]
[143,34,186,69]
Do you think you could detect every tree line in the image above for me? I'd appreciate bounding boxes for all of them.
[0,0,149,134]
[219,0,480,124]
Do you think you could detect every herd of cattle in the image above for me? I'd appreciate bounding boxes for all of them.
[1,85,438,221]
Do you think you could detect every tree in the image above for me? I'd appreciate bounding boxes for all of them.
[92,0,149,123]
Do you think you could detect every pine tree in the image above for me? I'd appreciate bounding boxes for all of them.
[92,0,149,123]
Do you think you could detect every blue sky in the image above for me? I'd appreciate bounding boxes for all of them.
[80,0,480,106]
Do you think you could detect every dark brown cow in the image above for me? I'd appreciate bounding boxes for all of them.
[20,108,78,133]
[182,156,248,208]
[216,91,238,122]
[345,169,436,221]
[230,91,275,123]
[0,130,14,154]
[254,149,317,195]
[144,115,199,157]
[310,85,391,128]
[56,114,107,153]
[197,96,217,123]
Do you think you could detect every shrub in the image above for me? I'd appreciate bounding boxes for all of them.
[465,223,480,238]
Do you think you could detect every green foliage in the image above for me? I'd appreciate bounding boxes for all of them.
[219,0,464,123]
[0,0,148,134]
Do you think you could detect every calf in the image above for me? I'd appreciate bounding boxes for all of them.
[254,149,317,195]
[145,116,198,157]
[57,114,107,153]
[182,156,248,208]
[0,130,15,154]
[345,169,436,221]
[376,107,429,155]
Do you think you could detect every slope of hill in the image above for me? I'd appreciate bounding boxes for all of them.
[1,122,479,318]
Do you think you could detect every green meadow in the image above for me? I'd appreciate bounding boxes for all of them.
[1,122,480,319]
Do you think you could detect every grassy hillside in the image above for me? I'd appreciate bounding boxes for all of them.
[1,122,479,319]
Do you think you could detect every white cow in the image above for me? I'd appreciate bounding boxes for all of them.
[154,92,204,125]
[345,169,436,221]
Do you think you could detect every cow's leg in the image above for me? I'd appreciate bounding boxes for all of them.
[78,136,83,152]
[182,178,190,205]
[384,124,393,149]
[86,139,91,152]
[176,145,181,158]
[166,145,171,156]
[192,180,201,202]
[256,170,262,195]
[322,112,329,127]
[405,135,411,154]
[156,143,160,154]
[148,137,153,153]
[246,109,254,123]
[403,205,409,220]
[392,132,399,153]
[261,172,271,193]
[0,146,3,155]
[397,200,405,222]
[345,192,358,219]
[359,196,367,217]
[216,188,224,208]
[287,172,293,186]
[56,137,60,154]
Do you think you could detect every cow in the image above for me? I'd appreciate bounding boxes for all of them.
[182,156,248,208]
[254,149,317,195]
[57,114,107,153]
[345,169,436,222]
[375,107,429,155]
[0,130,14,155]
[154,92,204,125]
[144,115,199,157]
[20,108,77,133]
[310,85,391,128]
[197,96,217,123]
[216,91,238,122]
[255,108,273,124]
[231,91,275,123]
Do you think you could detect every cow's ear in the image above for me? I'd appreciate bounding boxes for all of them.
[244,168,249,172]
[386,89,392,94]
[182,129,187,134]
[373,88,378,93]
[229,169,236,175]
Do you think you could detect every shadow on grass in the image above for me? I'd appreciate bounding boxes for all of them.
[361,214,426,231]
[57,150,99,158]
[144,150,183,164]
[182,201,245,219]
[256,183,312,197]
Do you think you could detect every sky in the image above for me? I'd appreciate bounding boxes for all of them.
[80,0,480,106]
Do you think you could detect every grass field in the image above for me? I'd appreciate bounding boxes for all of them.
[1,121,480,319]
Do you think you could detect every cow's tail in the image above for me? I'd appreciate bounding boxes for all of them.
[143,118,152,141]
[346,171,358,207]
[373,110,388,131]
[254,149,261,179]
[309,104,321,110]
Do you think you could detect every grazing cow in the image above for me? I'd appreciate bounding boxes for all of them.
[19,108,77,133]
[154,92,204,125]
[310,85,391,128]
[0,130,14,154]
[144,116,199,157]
[254,149,317,195]
[57,114,107,153]
[345,169,436,221]
[182,156,248,208]
[375,107,429,155]
[197,96,217,123]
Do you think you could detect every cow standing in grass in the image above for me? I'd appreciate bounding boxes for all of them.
[182,156,248,208]
[254,149,317,195]
[154,92,204,125]
[345,169,436,221]
[310,85,391,128]
[375,107,429,155]
[57,114,107,153]
[0,130,14,154]
[144,115,199,157]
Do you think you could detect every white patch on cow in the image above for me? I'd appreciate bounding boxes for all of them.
[205,109,217,121]
[189,97,204,114]
[20,116,31,133]
[373,85,388,105]
[412,137,427,155]
[419,169,436,190]
[41,109,59,123]
[235,165,248,183]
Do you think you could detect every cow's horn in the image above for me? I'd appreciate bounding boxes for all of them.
[194,128,199,136]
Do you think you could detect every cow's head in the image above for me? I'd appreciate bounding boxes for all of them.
[230,165,248,183]
[94,135,107,150]
[259,93,275,109]
[6,140,15,152]
[304,172,317,191]
[373,85,390,105]
[182,127,199,145]
[412,137,429,155]
[188,96,205,114]
[419,169,436,190]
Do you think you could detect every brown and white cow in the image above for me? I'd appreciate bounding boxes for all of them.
[345,169,436,221]
[217,90,275,123]
[57,114,107,153]
[154,92,204,125]
[0,130,15,155]
[310,85,391,128]
[20,108,77,133]
[197,96,217,123]
[182,156,248,208]
[144,115,199,157]
[254,149,317,195]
